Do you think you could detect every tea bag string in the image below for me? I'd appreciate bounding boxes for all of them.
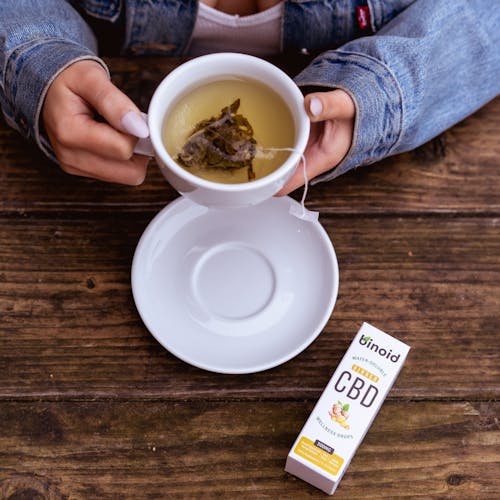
[259,147,319,222]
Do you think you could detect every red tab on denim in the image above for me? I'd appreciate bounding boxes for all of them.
[356,6,371,31]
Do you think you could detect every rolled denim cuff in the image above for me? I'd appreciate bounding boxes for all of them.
[4,38,108,162]
[294,49,403,182]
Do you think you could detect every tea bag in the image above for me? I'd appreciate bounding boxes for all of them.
[177,99,257,181]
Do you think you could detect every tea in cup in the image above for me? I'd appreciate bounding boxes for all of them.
[137,53,310,208]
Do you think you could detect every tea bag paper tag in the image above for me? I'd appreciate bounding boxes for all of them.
[289,203,319,222]
[287,152,319,223]
[134,136,155,157]
[133,113,155,156]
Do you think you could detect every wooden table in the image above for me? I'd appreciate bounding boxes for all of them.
[0,57,498,499]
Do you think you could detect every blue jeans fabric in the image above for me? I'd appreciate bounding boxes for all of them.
[1,0,499,179]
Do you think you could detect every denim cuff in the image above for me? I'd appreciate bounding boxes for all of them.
[3,38,108,162]
[294,49,403,182]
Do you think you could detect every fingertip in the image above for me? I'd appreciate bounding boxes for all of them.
[129,173,147,186]
[305,94,324,121]
[309,96,323,118]
[305,89,356,121]
[127,154,150,185]
[121,111,149,138]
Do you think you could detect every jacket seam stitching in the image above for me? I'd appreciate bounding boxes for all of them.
[337,49,404,155]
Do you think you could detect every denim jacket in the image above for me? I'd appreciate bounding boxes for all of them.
[1,0,499,181]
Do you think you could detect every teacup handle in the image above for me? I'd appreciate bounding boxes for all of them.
[133,113,155,156]
[134,136,155,156]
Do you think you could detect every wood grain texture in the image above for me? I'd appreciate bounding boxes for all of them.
[0,56,498,498]
[0,215,498,400]
[0,401,498,498]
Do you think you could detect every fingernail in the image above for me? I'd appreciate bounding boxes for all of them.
[121,111,149,138]
[309,97,323,117]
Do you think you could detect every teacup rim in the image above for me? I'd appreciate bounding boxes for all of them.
[148,52,310,193]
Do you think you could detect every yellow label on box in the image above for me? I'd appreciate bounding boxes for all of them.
[352,363,380,382]
[294,437,344,476]
[286,324,411,495]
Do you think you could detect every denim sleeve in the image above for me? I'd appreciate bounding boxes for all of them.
[0,0,109,161]
[294,0,500,181]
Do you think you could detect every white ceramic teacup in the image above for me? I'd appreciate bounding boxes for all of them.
[136,53,310,209]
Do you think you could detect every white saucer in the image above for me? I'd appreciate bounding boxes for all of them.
[132,196,339,374]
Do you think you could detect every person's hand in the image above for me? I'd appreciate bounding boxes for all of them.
[42,60,150,185]
[277,89,355,195]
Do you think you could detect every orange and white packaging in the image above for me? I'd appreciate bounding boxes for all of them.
[285,323,410,495]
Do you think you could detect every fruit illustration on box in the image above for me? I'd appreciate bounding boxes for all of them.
[329,401,350,429]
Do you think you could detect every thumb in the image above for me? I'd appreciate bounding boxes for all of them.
[304,89,355,122]
[70,61,149,138]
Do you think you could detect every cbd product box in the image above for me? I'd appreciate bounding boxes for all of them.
[285,323,410,495]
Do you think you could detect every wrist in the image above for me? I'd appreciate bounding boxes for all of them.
[4,37,108,162]
[295,50,403,181]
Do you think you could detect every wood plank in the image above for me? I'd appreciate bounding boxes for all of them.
[1,215,498,400]
[0,58,498,215]
[0,401,498,498]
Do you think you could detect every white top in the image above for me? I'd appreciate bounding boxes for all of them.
[188,2,283,56]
